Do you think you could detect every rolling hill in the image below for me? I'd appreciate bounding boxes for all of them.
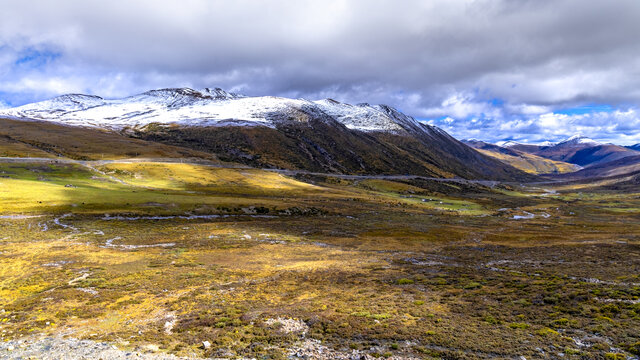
[554,154,640,180]
[463,140,578,175]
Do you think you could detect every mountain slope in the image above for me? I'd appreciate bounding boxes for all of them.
[562,144,640,167]
[536,143,639,167]
[554,154,640,180]
[0,117,219,161]
[136,112,531,180]
[0,88,535,181]
[463,140,578,175]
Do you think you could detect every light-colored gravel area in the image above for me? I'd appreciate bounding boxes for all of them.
[265,317,309,336]
[288,339,421,360]
[0,336,203,360]
[0,334,422,360]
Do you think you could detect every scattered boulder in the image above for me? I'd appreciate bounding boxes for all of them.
[265,317,309,336]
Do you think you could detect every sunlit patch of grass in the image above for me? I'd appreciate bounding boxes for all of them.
[97,162,323,195]
[0,162,336,215]
[474,148,577,175]
[354,179,488,215]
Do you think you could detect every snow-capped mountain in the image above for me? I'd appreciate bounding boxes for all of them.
[0,87,535,180]
[554,135,601,147]
[314,99,423,133]
[0,87,428,134]
[496,140,555,148]
[495,140,521,148]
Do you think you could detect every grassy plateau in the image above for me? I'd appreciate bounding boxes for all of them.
[0,157,639,359]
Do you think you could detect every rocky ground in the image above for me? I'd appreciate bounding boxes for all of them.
[0,335,422,360]
[0,336,204,360]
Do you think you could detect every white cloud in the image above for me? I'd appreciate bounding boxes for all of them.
[536,113,566,130]
[420,92,503,119]
[428,107,640,145]
[0,0,639,144]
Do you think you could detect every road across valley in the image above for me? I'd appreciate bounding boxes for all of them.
[0,156,501,187]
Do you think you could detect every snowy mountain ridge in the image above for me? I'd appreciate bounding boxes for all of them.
[555,134,601,147]
[495,136,600,149]
[0,87,429,134]
[495,140,521,148]
[538,141,556,147]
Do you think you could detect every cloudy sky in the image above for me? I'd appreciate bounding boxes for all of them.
[1,0,639,144]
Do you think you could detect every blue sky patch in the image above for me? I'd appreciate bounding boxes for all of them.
[555,104,613,115]
[14,48,61,69]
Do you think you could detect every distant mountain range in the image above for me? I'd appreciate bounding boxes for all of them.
[0,88,533,181]
[534,136,638,167]
[466,135,640,181]
[626,143,640,151]
[491,136,640,167]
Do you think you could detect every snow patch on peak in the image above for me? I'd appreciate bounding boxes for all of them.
[496,140,521,148]
[313,100,420,133]
[6,93,106,115]
[133,87,244,104]
[498,140,559,148]
[131,88,210,108]
[53,94,104,102]
[201,87,245,100]
[141,88,202,97]
[557,135,601,147]
[423,124,451,137]
[320,98,342,105]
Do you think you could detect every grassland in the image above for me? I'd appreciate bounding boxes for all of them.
[475,148,578,175]
[1,160,639,359]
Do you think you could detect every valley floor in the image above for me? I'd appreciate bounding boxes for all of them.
[0,160,639,359]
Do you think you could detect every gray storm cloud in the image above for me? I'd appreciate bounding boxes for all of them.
[1,0,639,143]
